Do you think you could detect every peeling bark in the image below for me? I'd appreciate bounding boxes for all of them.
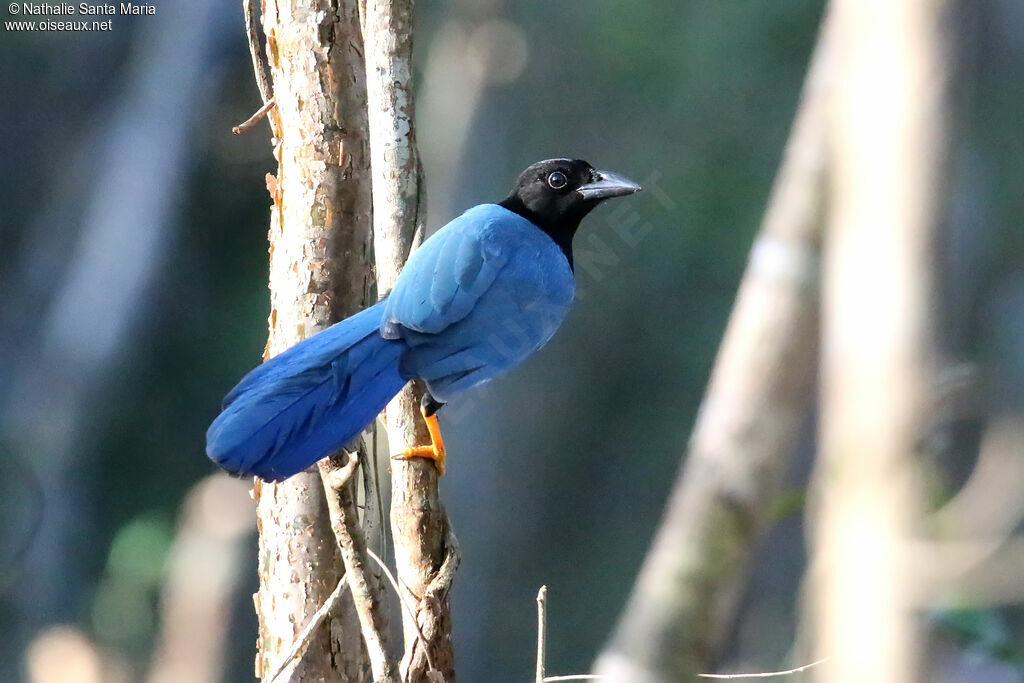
[253,0,374,679]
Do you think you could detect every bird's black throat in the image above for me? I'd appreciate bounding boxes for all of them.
[498,195,585,270]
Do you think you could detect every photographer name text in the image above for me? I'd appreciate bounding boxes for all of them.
[15,3,155,16]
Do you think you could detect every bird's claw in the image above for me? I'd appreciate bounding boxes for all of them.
[393,443,446,476]
[392,409,446,475]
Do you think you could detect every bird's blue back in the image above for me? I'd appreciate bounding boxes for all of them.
[207,203,576,480]
[383,203,575,401]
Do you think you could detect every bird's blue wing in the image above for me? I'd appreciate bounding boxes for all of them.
[383,204,575,402]
[382,204,513,337]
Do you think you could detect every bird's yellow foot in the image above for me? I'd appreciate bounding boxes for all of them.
[393,407,446,476]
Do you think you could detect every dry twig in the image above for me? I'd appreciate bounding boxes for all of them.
[319,451,398,682]
[232,97,277,135]
[365,548,438,678]
[243,0,272,104]
[698,659,828,679]
[535,587,547,683]
[534,586,609,683]
[537,585,822,682]
[265,578,352,683]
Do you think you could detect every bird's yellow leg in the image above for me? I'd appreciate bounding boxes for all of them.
[393,406,446,476]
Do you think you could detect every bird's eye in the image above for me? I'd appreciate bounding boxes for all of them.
[547,171,568,190]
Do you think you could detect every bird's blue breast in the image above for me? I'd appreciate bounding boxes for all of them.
[382,204,575,402]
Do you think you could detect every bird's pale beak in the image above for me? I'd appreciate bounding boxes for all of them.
[576,170,643,200]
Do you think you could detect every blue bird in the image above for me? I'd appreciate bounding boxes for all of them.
[207,159,642,481]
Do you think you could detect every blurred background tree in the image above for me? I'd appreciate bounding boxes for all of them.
[1,0,1023,681]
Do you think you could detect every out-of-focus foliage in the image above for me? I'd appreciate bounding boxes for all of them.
[934,607,1023,671]
[1,0,1022,681]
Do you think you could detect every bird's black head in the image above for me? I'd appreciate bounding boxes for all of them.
[498,158,642,267]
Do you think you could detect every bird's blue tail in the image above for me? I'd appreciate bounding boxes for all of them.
[206,300,406,481]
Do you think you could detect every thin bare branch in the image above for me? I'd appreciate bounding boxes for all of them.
[266,577,352,683]
[698,659,828,679]
[535,586,547,683]
[405,527,459,680]
[243,0,272,104]
[533,587,609,683]
[233,97,277,135]
[424,528,460,599]
[319,451,398,682]
[365,547,437,676]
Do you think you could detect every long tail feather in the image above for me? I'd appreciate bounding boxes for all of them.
[206,301,406,481]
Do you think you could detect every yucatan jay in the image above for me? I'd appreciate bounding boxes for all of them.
[207,159,642,481]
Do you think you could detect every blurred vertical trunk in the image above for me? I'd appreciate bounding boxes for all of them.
[594,13,833,681]
[147,475,255,683]
[810,0,949,681]
[252,0,374,679]
[0,0,223,677]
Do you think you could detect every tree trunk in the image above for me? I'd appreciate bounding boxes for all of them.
[810,0,948,680]
[594,11,833,681]
[363,1,458,680]
[252,0,374,679]
[148,476,255,683]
